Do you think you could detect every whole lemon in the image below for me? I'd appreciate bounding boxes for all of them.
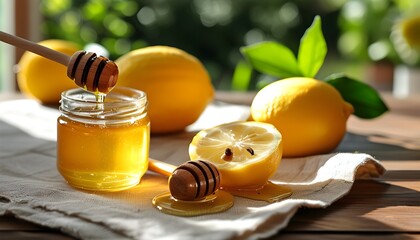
[17,39,81,104]
[115,46,214,134]
[250,77,354,158]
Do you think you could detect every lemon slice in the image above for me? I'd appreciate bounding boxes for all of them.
[188,121,282,189]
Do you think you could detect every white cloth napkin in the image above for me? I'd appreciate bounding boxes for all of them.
[0,99,385,240]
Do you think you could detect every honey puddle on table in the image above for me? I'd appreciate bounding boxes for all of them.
[153,182,292,216]
[152,190,234,217]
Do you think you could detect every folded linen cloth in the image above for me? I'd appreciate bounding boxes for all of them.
[0,99,385,240]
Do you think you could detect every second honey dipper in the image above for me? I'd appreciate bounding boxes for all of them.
[0,31,118,94]
[148,159,221,201]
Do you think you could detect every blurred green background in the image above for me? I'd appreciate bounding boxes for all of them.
[39,0,416,91]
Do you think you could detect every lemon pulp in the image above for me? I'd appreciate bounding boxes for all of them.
[189,121,282,189]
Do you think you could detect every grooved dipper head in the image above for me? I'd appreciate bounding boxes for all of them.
[168,160,221,201]
[67,50,118,94]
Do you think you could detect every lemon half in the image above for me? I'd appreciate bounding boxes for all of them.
[189,121,282,189]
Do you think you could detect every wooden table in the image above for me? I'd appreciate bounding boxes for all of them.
[1,91,419,240]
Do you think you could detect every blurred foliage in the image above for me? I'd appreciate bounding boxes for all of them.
[235,16,328,91]
[40,0,347,90]
[337,0,400,63]
[337,0,420,66]
[390,1,420,66]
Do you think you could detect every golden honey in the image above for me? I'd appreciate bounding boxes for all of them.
[153,190,234,217]
[152,182,292,217]
[57,87,149,191]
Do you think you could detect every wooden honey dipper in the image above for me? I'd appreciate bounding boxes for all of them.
[148,159,221,201]
[0,31,118,94]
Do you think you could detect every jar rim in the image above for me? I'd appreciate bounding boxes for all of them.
[59,87,148,125]
[61,87,147,104]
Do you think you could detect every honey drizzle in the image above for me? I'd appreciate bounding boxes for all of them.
[95,92,106,103]
[94,92,106,112]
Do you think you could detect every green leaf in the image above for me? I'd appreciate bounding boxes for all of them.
[325,74,389,119]
[240,41,301,78]
[231,60,253,91]
[297,15,327,78]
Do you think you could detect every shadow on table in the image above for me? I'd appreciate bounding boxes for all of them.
[281,131,420,239]
[282,179,419,240]
[337,132,420,160]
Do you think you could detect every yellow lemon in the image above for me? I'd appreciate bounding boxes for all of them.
[250,77,354,158]
[17,39,81,104]
[115,46,214,134]
[189,121,282,189]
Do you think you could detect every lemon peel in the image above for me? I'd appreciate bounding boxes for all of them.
[251,77,353,158]
[116,46,214,134]
[17,39,81,104]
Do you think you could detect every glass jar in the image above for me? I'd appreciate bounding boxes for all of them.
[57,87,149,191]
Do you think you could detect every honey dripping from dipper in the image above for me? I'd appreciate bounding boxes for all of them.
[152,160,234,217]
[0,32,118,96]
[67,50,118,95]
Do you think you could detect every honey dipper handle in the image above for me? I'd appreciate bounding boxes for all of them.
[0,31,70,66]
[148,158,176,177]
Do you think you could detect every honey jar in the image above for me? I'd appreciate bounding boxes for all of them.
[57,87,149,191]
